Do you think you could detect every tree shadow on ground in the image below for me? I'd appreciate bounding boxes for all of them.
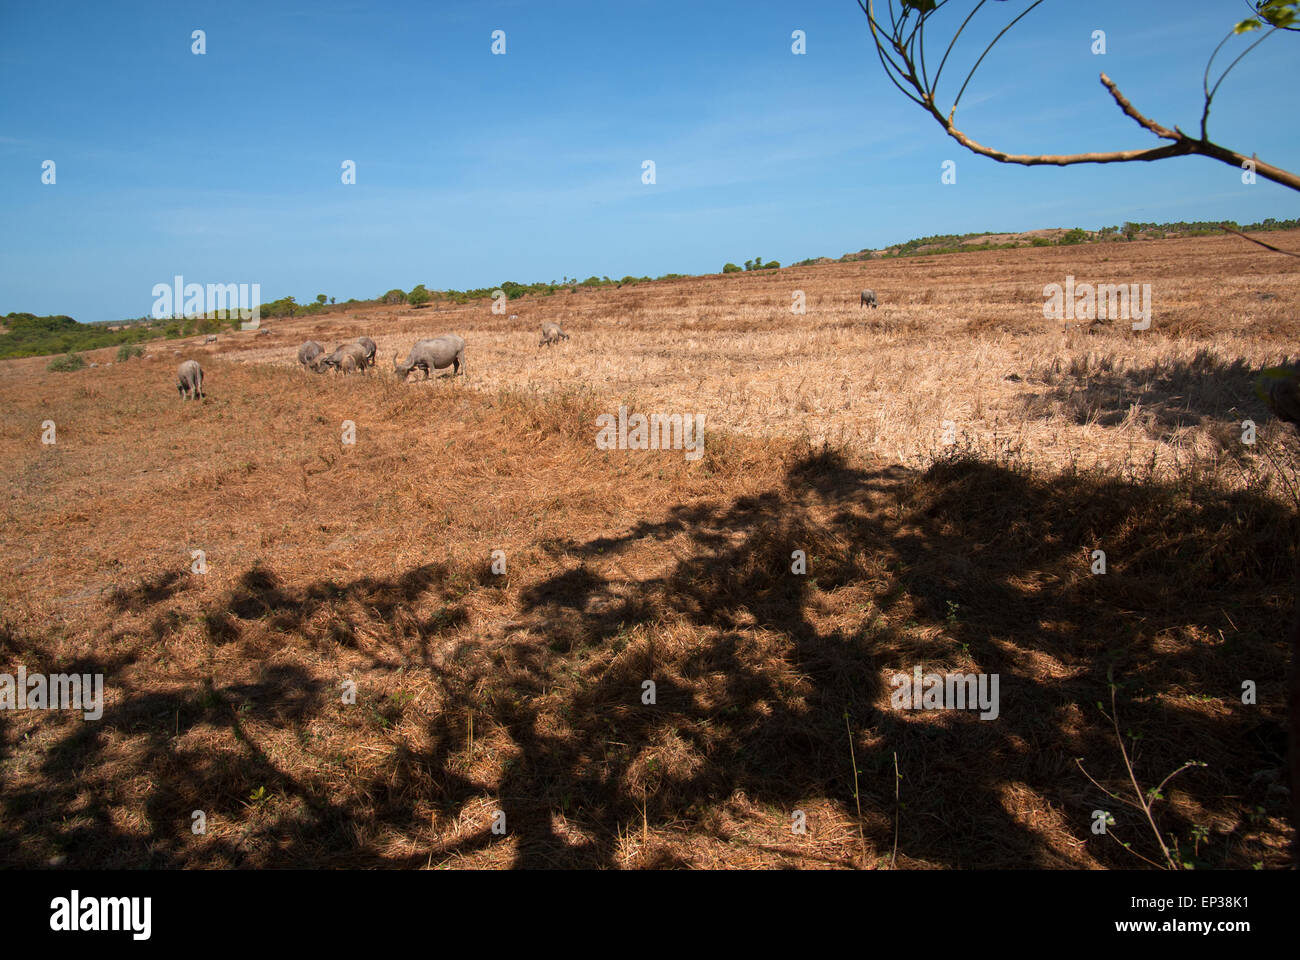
[1013,350,1284,430]
[2,448,1294,868]
[105,570,190,613]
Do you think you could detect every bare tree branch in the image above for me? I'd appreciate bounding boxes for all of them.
[863,0,1300,193]
[1220,223,1300,257]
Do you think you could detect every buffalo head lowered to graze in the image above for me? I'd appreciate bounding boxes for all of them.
[315,342,369,374]
[539,321,570,347]
[394,335,466,380]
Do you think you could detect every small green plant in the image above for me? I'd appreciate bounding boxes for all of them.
[1190,823,1210,856]
[116,343,145,362]
[1076,666,1207,869]
[46,352,85,372]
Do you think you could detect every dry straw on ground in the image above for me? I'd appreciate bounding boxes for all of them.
[0,231,1297,868]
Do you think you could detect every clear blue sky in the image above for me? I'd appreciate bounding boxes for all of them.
[2,0,1297,323]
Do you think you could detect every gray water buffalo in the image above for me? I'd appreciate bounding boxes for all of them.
[394,335,466,380]
[298,340,325,367]
[355,337,377,367]
[860,289,878,308]
[315,342,369,374]
[539,321,570,347]
[176,360,204,399]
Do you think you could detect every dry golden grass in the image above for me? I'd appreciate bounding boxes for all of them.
[211,230,1300,478]
[1,231,1297,869]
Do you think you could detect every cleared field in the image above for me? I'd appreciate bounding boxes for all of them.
[221,230,1300,474]
[1,231,1297,868]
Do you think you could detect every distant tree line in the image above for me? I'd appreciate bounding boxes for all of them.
[8,215,1296,360]
[378,273,691,308]
[827,218,1300,262]
[0,312,157,360]
[721,257,782,272]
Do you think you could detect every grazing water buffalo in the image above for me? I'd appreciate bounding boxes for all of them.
[176,360,204,399]
[539,321,570,347]
[355,336,377,367]
[394,335,466,380]
[860,289,878,308]
[298,340,325,367]
[315,342,369,374]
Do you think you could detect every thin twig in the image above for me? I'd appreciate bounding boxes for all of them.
[891,750,900,868]
[951,1,1044,120]
[1106,676,1177,869]
[845,711,868,868]
[1204,26,1279,137]
[1099,827,1171,869]
[933,1,985,93]
[1076,668,1204,869]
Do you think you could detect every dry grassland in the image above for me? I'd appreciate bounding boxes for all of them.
[1,231,1297,868]
[232,231,1300,475]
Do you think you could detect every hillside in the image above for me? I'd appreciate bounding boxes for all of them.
[7,219,1296,359]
